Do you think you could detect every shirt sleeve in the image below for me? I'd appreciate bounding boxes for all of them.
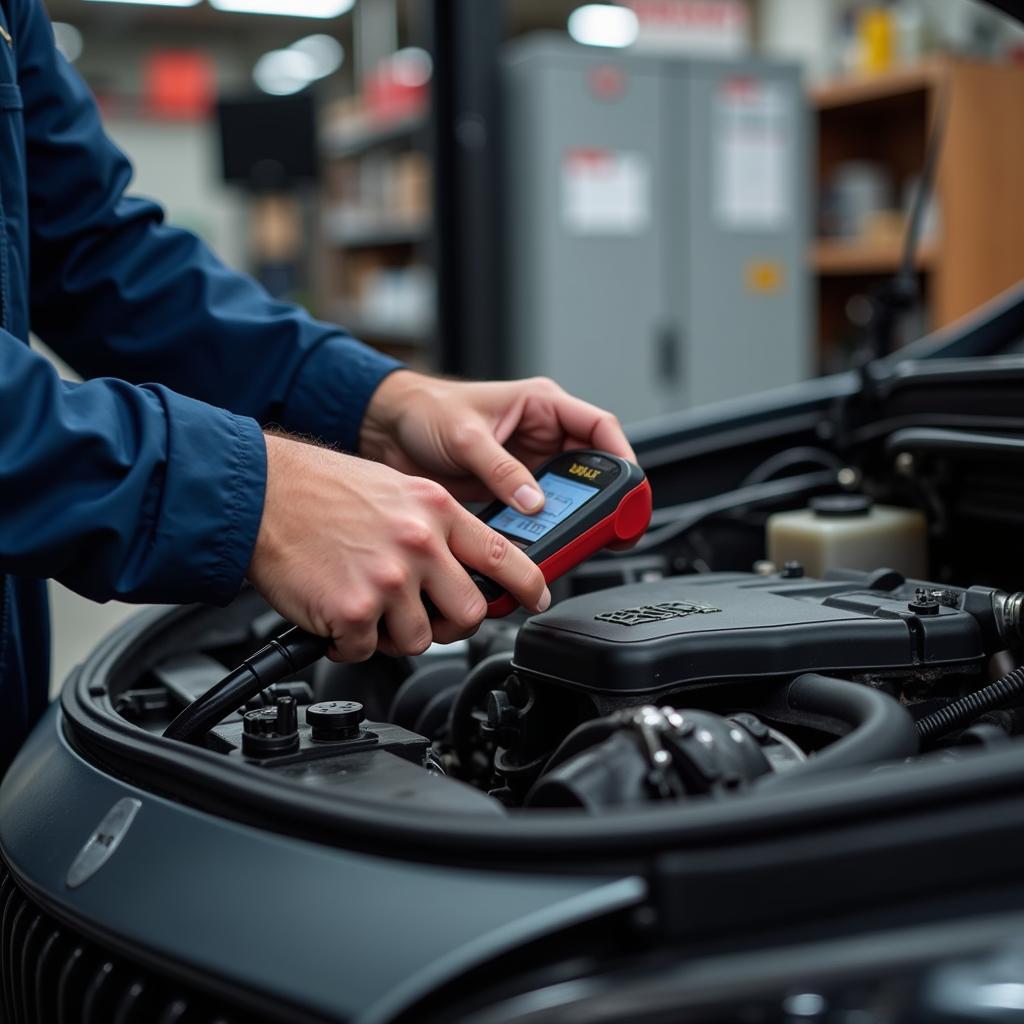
[15,0,401,454]
[0,331,267,606]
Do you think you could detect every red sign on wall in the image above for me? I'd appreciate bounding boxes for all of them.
[145,50,215,120]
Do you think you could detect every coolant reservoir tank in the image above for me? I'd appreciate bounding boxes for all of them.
[767,495,927,579]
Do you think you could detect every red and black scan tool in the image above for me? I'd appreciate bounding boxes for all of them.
[473,449,652,617]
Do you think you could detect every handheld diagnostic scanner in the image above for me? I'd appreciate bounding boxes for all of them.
[474,449,651,616]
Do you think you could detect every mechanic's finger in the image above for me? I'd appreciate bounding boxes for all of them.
[450,422,544,513]
[549,392,636,463]
[381,588,434,658]
[325,593,382,663]
[422,550,488,640]
[327,627,380,663]
[449,509,550,614]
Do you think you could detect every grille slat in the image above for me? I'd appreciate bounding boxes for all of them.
[81,960,114,1024]
[111,980,147,1024]
[17,912,43,1024]
[33,929,64,1022]
[57,946,88,1024]
[1,873,19,1023]
[157,998,190,1024]
[6,901,30,1024]
[0,862,281,1023]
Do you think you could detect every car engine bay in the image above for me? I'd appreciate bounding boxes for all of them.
[73,350,1024,835]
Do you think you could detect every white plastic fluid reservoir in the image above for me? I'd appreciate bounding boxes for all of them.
[766,495,928,579]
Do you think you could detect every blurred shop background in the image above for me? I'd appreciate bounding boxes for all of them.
[42,0,1024,685]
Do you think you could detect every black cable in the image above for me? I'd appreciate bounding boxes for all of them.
[899,79,948,294]
[885,427,1024,462]
[858,78,948,361]
[741,446,844,487]
[164,626,327,744]
[916,667,1024,743]
[623,469,837,554]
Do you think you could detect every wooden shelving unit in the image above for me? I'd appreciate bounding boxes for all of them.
[316,98,435,367]
[811,57,1024,372]
[811,238,937,276]
[321,111,428,159]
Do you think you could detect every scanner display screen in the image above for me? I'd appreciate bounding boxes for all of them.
[487,472,600,544]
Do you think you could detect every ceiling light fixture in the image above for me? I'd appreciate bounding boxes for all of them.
[212,0,355,17]
[389,46,432,88]
[289,33,344,78]
[252,33,343,95]
[82,0,201,7]
[253,48,318,95]
[567,3,639,48]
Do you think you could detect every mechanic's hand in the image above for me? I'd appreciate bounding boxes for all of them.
[359,371,636,513]
[247,433,550,661]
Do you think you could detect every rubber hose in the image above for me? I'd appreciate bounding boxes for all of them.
[449,651,514,770]
[164,626,327,743]
[536,718,618,778]
[778,672,919,777]
[916,667,1024,742]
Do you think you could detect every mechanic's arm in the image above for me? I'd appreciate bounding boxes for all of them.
[17,0,396,451]
[0,334,265,606]
[0,337,549,657]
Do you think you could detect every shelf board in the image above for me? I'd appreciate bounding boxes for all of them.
[810,59,945,111]
[810,238,938,275]
[321,111,428,159]
[324,216,430,249]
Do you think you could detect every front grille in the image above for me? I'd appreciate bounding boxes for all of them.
[0,867,275,1024]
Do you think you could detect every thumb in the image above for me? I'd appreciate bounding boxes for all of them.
[456,428,544,514]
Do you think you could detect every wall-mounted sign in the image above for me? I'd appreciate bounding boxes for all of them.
[562,148,651,236]
[627,0,750,56]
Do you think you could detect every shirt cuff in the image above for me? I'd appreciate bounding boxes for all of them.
[155,390,267,607]
[280,335,404,452]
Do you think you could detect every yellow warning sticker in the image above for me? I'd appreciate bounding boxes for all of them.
[746,260,785,293]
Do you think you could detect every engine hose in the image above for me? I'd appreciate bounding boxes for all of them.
[916,667,1024,743]
[537,718,619,778]
[449,651,514,770]
[761,673,919,784]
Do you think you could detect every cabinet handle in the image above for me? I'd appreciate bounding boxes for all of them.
[656,322,680,383]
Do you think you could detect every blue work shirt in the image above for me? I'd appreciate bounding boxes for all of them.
[0,0,402,770]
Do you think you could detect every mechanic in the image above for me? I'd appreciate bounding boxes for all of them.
[0,0,635,772]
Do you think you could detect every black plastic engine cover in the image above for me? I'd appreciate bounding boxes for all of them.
[513,571,988,696]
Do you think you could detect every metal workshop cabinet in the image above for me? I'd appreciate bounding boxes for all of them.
[503,37,810,424]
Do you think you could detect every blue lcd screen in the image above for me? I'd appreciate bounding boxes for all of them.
[487,472,600,544]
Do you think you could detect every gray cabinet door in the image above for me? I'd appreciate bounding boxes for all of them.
[506,49,679,424]
[669,62,810,407]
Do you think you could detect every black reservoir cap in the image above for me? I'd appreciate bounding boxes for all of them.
[811,494,873,517]
[306,700,364,742]
[242,696,300,758]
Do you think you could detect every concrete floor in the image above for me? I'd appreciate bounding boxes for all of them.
[47,584,153,699]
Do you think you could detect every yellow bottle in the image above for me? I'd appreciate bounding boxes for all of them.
[859,7,897,74]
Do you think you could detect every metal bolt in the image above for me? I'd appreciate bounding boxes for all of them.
[837,466,860,489]
[908,587,940,615]
[895,452,915,476]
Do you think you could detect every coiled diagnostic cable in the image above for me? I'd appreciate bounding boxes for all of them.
[164,626,327,744]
